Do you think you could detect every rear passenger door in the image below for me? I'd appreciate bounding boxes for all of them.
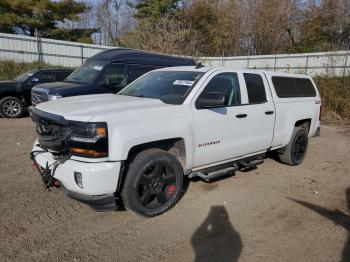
[237,73,275,154]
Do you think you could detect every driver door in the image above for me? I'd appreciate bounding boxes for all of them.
[192,71,247,167]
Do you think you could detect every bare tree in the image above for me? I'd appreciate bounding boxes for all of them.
[95,0,130,46]
[120,0,349,55]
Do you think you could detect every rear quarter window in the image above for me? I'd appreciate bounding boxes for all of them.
[272,77,316,98]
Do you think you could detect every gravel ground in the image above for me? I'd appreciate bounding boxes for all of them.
[0,118,349,262]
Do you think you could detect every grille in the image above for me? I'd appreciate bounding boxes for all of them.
[31,110,70,153]
[31,91,47,106]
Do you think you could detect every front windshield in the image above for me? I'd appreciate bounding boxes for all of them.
[119,71,204,105]
[65,61,107,84]
[15,69,37,82]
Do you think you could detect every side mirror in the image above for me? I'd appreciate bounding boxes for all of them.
[31,77,40,85]
[196,92,228,109]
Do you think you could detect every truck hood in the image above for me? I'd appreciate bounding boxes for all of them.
[35,94,171,122]
[34,81,90,96]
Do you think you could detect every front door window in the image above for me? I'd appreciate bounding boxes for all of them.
[197,73,241,107]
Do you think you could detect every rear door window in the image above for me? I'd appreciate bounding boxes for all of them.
[244,73,267,104]
[272,77,316,97]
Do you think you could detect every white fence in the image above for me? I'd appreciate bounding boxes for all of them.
[201,51,350,77]
[0,32,113,68]
[0,32,349,76]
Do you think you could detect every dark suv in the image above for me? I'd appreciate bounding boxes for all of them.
[0,68,73,118]
[31,48,196,106]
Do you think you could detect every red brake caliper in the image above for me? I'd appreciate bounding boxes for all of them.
[166,185,177,196]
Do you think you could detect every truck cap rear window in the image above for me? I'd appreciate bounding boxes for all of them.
[272,76,316,98]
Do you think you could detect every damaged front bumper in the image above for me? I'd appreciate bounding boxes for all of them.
[31,141,122,211]
[60,184,120,212]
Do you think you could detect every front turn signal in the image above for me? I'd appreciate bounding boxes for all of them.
[70,147,107,158]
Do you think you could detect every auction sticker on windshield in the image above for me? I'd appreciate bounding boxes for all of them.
[173,80,194,86]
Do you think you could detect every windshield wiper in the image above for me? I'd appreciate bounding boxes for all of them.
[118,93,144,97]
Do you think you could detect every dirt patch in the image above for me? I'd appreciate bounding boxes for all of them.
[0,118,349,262]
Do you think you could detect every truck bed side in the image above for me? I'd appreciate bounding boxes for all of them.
[264,72,321,149]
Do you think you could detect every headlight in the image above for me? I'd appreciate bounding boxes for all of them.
[48,95,62,101]
[68,121,108,158]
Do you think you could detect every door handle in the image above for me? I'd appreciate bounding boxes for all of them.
[265,110,274,115]
[236,113,247,118]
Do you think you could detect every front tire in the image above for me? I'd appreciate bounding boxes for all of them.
[121,149,184,217]
[279,126,308,166]
[0,96,24,118]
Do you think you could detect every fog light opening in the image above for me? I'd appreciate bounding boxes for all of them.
[74,172,83,189]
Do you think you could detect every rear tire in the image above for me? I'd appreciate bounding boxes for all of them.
[279,127,308,166]
[121,149,184,217]
[0,96,24,118]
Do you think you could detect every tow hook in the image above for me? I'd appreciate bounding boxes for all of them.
[41,166,54,189]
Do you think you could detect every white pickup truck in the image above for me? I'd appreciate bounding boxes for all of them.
[30,66,321,217]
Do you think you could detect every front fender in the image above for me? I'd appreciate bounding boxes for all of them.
[108,119,195,170]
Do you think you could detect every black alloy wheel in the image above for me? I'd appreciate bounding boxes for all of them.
[122,149,184,217]
[278,126,309,166]
[137,162,177,209]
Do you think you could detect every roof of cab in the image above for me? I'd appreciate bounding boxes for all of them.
[156,66,211,72]
[155,66,312,78]
[88,48,196,67]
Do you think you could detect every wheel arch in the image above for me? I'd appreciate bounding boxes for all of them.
[295,118,311,133]
[116,138,188,195]
[277,118,311,154]
[0,91,21,100]
[126,138,187,170]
